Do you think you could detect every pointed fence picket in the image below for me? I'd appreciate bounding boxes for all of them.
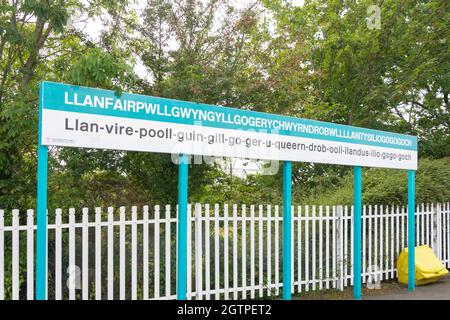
[0,202,449,300]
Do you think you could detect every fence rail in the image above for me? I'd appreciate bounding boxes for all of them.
[0,202,449,300]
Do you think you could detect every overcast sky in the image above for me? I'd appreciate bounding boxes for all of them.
[79,0,304,176]
[79,0,304,80]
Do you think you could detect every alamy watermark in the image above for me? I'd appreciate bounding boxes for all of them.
[66,265,81,290]
[169,120,281,175]
[366,4,381,30]
[366,265,382,289]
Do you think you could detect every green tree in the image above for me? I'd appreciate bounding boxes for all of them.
[264,0,449,157]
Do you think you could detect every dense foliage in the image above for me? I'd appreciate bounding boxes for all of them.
[0,0,449,211]
[0,0,449,301]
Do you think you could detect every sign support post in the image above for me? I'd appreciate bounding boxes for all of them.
[282,161,292,300]
[353,166,362,300]
[36,83,48,300]
[177,154,189,300]
[36,81,418,300]
[407,170,415,292]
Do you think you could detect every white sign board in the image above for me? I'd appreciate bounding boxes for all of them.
[40,81,418,170]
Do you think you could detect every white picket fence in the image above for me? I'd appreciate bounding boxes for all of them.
[0,202,449,300]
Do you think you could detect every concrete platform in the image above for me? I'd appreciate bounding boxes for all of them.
[365,275,450,300]
[292,274,450,300]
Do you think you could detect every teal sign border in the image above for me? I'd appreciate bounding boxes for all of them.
[41,81,417,151]
[36,81,417,301]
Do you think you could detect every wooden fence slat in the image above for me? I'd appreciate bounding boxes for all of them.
[318,206,323,290]
[165,205,172,299]
[446,203,449,266]
[95,207,102,300]
[305,205,309,292]
[362,205,366,283]
[390,206,395,279]
[312,206,316,291]
[420,203,424,249]
[297,206,302,293]
[195,203,203,300]
[232,204,238,300]
[143,206,149,300]
[82,208,89,300]
[214,204,220,300]
[275,205,279,296]
[290,205,294,294]
[68,208,76,300]
[186,204,192,299]
[250,205,255,299]
[55,208,62,300]
[26,209,34,300]
[332,206,336,288]
[374,205,378,281]
[131,206,137,300]
[119,206,126,300]
[380,205,384,281]
[395,206,399,276]
[384,206,389,279]
[224,204,229,300]
[155,205,160,299]
[242,204,247,299]
[344,206,349,287]
[266,205,272,296]
[258,205,263,297]
[12,209,20,300]
[205,204,210,300]
[107,207,114,300]
[350,205,354,286]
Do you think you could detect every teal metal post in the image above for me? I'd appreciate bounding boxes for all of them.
[282,161,292,300]
[177,154,189,300]
[353,166,362,300]
[36,82,48,300]
[408,170,415,292]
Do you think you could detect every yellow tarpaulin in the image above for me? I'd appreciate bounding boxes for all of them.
[397,244,449,285]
